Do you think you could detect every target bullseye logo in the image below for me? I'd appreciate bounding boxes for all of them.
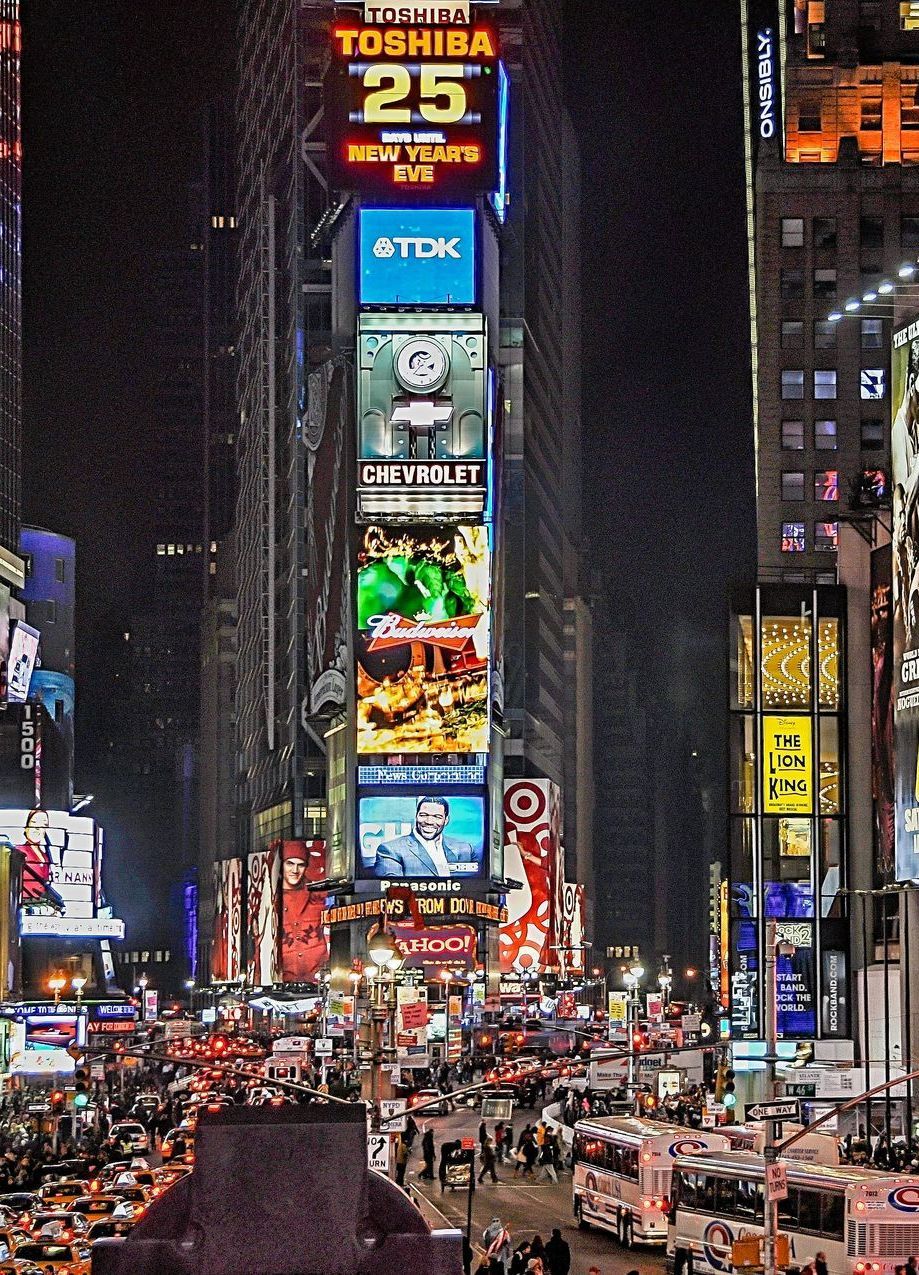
[669,1139,708,1157]
[702,1221,734,1272]
[889,1186,919,1212]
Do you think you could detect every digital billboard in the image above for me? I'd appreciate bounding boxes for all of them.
[356,524,490,753]
[892,319,919,880]
[358,792,485,879]
[391,921,476,971]
[359,208,476,306]
[871,548,895,880]
[324,22,500,198]
[280,840,329,982]
[357,313,487,520]
[6,621,39,704]
[212,858,243,983]
[0,809,123,939]
[499,780,562,974]
[247,845,281,986]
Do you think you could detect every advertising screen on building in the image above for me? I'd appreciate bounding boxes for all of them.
[892,319,919,879]
[324,21,500,198]
[357,314,487,520]
[391,921,476,970]
[358,792,485,879]
[211,858,243,983]
[6,621,39,704]
[0,809,123,939]
[762,715,812,814]
[280,840,329,982]
[359,208,476,306]
[356,524,490,753]
[247,845,281,986]
[500,780,562,974]
[872,548,895,880]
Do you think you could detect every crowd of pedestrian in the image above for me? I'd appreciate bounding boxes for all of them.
[478,1217,572,1275]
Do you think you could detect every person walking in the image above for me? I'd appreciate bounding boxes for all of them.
[816,1253,830,1275]
[521,1132,538,1178]
[419,1124,436,1179]
[538,1136,558,1184]
[479,1118,488,1147]
[544,1228,570,1275]
[495,1120,506,1161]
[503,1124,514,1162]
[483,1216,512,1274]
[395,1134,409,1187]
[479,1134,499,1184]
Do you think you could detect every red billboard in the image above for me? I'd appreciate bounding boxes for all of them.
[280,840,329,983]
[392,922,476,972]
[212,858,243,983]
[247,845,281,985]
[499,780,562,974]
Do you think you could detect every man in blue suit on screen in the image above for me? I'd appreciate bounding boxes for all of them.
[375,796,478,879]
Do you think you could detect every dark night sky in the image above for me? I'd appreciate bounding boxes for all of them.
[20,2,755,795]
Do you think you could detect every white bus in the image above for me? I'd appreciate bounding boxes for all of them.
[667,1149,919,1275]
[572,1117,732,1246]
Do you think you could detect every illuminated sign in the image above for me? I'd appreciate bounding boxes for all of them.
[339,3,472,20]
[392,921,477,969]
[20,915,124,938]
[757,29,776,139]
[323,894,506,925]
[893,318,919,879]
[762,716,813,814]
[358,764,485,785]
[7,621,39,703]
[357,313,487,519]
[358,791,486,879]
[325,23,500,197]
[360,208,476,305]
[356,524,490,753]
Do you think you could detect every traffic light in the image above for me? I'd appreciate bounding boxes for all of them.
[632,1029,647,1052]
[50,1090,65,1115]
[722,1069,737,1109]
[73,1067,89,1109]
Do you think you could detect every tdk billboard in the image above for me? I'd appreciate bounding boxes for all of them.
[359,208,476,306]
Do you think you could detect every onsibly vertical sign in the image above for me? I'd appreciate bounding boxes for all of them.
[762,716,812,814]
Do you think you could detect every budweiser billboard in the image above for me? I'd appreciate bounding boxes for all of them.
[499,780,563,974]
[392,922,476,971]
[355,524,490,754]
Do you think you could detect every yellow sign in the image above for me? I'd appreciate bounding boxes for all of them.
[608,993,628,1027]
[763,716,812,814]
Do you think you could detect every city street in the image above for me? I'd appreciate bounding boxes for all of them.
[407,1105,668,1275]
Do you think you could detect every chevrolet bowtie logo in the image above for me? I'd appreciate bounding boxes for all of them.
[391,401,454,434]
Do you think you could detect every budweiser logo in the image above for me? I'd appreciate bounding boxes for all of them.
[366,612,480,652]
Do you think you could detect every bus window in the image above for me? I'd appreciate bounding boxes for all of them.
[682,1173,698,1210]
[779,1188,798,1228]
[820,1191,844,1241]
[797,1188,821,1233]
[735,1177,761,1220]
[715,1177,737,1217]
[623,1146,639,1180]
[698,1174,717,1213]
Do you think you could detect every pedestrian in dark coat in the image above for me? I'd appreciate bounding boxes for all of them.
[544,1228,571,1275]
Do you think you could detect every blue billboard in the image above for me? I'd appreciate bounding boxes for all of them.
[359,208,476,306]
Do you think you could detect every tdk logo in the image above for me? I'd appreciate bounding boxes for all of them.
[372,235,462,260]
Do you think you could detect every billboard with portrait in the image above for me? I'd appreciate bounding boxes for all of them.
[211,858,243,983]
[499,780,562,974]
[0,809,123,939]
[6,621,39,704]
[280,840,329,982]
[358,792,485,880]
[247,846,281,986]
[892,319,919,880]
[356,524,490,754]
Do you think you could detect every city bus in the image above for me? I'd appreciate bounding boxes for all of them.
[572,1116,732,1246]
[667,1149,919,1275]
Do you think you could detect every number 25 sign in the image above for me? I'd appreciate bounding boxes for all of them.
[325,22,501,196]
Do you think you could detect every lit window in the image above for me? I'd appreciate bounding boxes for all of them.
[861,318,883,349]
[782,522,806,553]
[782,320,804,348]
[903,5,919,32]
[782,472,806,501]
[782,420,805,450]
[815,470,839,501]
[814,320,836,349]
[814,369,837,399]
[861,368,885,399]
[815,521,839,551]
[782,370,805,399]
[861,418,884,450]
[167,544,175,556]
[815,419,837,451]
[782,218,804,248]
[156,544,166,555]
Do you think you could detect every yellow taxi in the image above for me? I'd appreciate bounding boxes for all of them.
[9,1242,91,1273]
[0,1228,29,1258]
[35,1183,88,1210]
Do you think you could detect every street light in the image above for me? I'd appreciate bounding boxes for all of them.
[70,975,87,1007]
[48,973,66,1006]
[623,963,644,1090]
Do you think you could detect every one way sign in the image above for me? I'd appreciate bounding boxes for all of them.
[745,1099,801,1123]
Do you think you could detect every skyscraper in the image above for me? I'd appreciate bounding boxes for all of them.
[0,6,23,591]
